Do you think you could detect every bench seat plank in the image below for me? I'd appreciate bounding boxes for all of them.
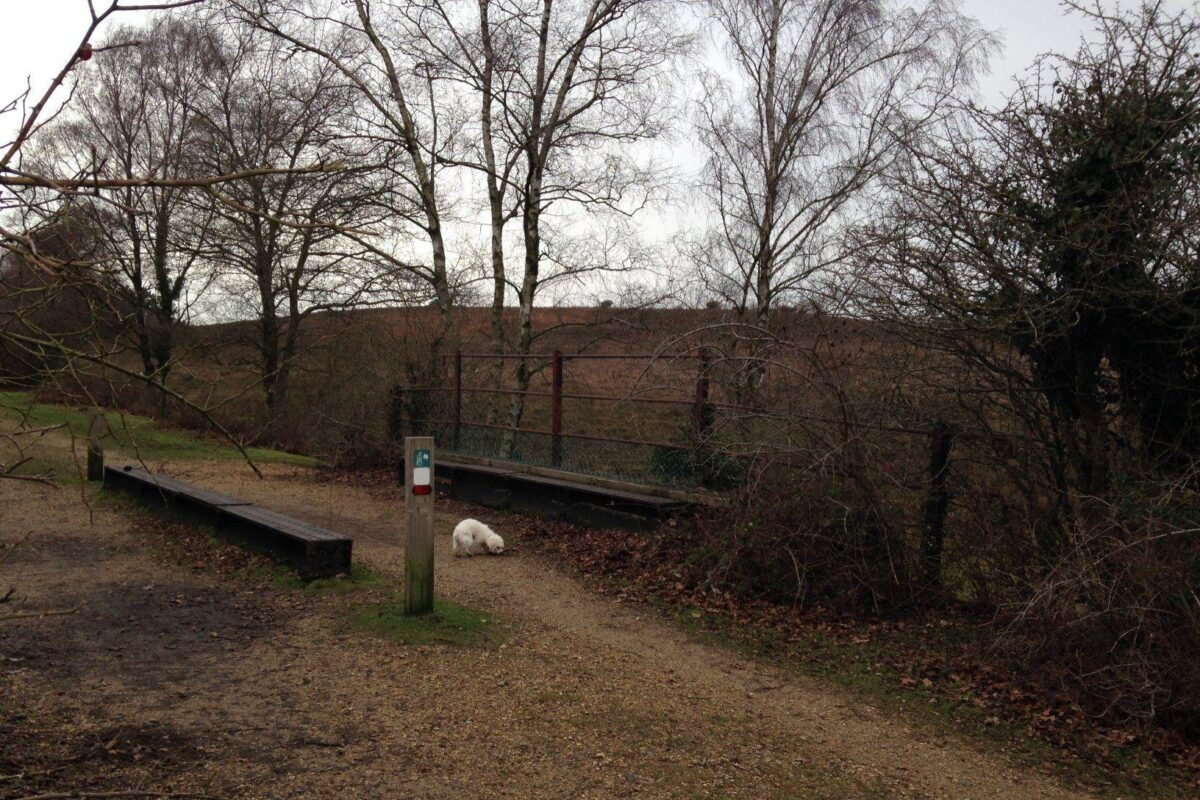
[219,505,350,542]
[111,466,252,507]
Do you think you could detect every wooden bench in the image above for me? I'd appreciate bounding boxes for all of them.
[103,465,352,579]
[432,459,692,532]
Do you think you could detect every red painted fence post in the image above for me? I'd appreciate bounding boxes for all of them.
[551,350,563,467]
[453,350,462,450]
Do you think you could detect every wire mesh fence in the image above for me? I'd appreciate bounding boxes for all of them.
[390,349,947,499]
[444,423,703,487]
[391,350,714,488]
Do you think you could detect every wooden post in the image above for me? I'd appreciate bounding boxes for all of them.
[551,350,563,468]
[922,421,954,597]
[453,351,463,451]
[404,436,435,615]
[693,347,711,439]
[86,408,104,482]
[387,384,406,443]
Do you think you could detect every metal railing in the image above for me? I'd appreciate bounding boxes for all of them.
[394,348,951,505]
[391,347,959,576]
[447,348,712,469]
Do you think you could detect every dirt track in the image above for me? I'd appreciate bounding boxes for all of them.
[0,457,1101,799]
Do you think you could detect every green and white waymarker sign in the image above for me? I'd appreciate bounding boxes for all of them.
[413,449,431,486]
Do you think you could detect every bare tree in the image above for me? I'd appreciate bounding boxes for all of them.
[492,0,684,453]
[0,0,347,484]
[32,16,226,389]
[226,0,463,354]
[189,24,383,409]
[695,0,988,397]
[408,0,688,452]
[2,2,203,486]
[228,0,686,452]
[388,0,528,405]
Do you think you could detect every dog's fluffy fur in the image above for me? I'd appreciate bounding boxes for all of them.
[452,518,505,556]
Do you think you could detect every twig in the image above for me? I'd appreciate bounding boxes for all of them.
[0,162,345,190]
[15,792,216,800]
[0,765,71,782]
[0,605,81,623]
[0,472,59,486]
[0,532,31,570]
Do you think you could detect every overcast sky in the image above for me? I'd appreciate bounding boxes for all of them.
[2,1,1193,305]
[2,0,1195,124]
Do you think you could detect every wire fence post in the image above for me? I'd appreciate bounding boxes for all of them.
[453,350,462,451]
[86,407,104,482]
[922,420,954,598]
[694,347,711,439]
[551,350,563,467]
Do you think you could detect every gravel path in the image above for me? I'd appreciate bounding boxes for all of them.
[0,457,1100,799]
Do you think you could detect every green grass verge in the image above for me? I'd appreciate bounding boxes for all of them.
[341,597,496,646]
[0,390,315,468]
[265,563,388,594]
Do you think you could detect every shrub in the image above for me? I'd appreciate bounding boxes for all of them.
[664,466,914,613]
[1007,482,1200,734]
[650,420,744,490]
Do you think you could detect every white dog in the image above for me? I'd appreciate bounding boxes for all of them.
[452,518,505,556]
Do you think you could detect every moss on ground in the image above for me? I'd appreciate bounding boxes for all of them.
[266,563,387,594]
[341,598,496,646]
